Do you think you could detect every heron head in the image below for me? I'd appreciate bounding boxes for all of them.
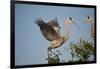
[67,17,80,30]
[67,17,72,23]
[86,16,90,19]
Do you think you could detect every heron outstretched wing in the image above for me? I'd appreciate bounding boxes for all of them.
[34,18,60,41]
[47,17,60,28]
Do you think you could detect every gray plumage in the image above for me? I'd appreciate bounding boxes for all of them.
[34,17,60,41]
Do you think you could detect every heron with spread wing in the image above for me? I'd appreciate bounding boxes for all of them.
[34,17,79,51]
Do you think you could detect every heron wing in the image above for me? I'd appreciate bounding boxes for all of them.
[34,18,60,41]
[47,17,60,28]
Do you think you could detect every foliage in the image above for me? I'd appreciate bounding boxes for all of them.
[46,38,94,64]
[47,50,60,64]
[69,38,94,62]
[48,55,60,64]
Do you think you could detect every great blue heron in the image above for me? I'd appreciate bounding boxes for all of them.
[86,16,95,38]
[34,17,79,51]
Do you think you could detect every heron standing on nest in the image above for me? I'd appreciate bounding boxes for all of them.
[34,17,79,51]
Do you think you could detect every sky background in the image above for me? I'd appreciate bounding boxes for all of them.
[15,3,95,65]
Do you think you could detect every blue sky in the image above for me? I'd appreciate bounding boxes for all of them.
[15,3,95,65]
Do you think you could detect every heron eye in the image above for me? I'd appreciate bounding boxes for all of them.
[69,17,72,21]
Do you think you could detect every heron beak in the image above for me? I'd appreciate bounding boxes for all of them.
[71,21,80,30]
